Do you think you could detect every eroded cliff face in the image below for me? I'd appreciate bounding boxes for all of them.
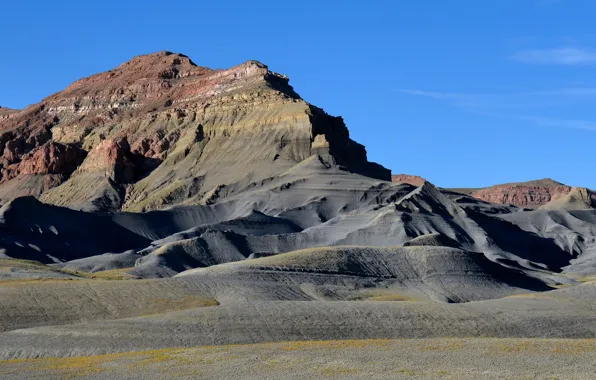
[466,179,571,208]
[470,185,571,208]
[540,187,596,210]
[0,107,19,121]
[450,179,594,209]
[0,52,389,211]
[391,174,426,187]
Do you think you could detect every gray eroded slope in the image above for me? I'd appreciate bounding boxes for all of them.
[2,283,596,359]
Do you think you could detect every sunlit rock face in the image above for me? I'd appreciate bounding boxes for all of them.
[0,52,389,211]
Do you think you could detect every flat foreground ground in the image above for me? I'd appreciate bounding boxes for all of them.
[2,338,595,380]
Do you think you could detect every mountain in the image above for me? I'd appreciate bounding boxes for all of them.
[391,173,426,186]
[540,187,596,210]
[0,52,593,279]
[395,176,594,210]
[0,52,389,212]
[0,107,18,121]
[2,52,596,365]
[449,178,594,209]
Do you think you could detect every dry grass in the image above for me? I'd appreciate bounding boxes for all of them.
[503,292,555,300]
[0,277,81,286]
[578,276,596,283]
[368,294,416,301]
[57,267,138,281]
[346,288,418,302]
[83,268,138,280]
[279,339,393,352]
[496,339,596,354]
[319,365,361,376]
[2,348,190,378]
[0,258,138,283]
[238,245,384,269]
[395,368,417,376]
[0,258,83,284]
[4,342,383,378]
[417,340,467,352]
[140,296,219,316]
[3,339,596,379]
[0,258,53,268]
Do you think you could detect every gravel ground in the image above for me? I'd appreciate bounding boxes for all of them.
[2,338,595,379]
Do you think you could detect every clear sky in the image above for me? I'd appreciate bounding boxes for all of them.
[1,0,594,188]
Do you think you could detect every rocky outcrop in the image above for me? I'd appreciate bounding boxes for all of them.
[470,185,571,208]
[448,179,584,209]
[0,52,389,211]
[38,138,152,212]
[392,174,426,187]
[540,187,596,210]
[0,142,87,203]
[3,142,86,178]
[0,107,18,121]
[75,138,136,183]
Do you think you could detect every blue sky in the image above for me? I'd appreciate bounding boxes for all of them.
[1,0,595,188]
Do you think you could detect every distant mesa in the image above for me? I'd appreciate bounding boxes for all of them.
[391,174,427,187]
[539,186,596,210]
[391,174,594,209]
[451,178,594,209]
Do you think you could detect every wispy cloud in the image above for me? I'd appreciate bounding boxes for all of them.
[511,48,596,65]
[397,88,596,98]
[520,116,596,131]
[395,89,463,100]
[395,89,524,109]
[395,87,596,99]
[395,87,596,110]
[396,87,596,131]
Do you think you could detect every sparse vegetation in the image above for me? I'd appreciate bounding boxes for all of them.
[3,339,596,379]
[279,339,393,351]
[367,294,416,302]
[82,268,138,280]
[344,288,418,302]
[140,296,219,316]
[0,258,140,283]
[417,340,466,352]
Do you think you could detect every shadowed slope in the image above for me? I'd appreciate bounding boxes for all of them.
[0,197,149,263]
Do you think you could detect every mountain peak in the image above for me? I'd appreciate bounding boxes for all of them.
[64,51,213,93]
[116,51,199,70]
[505,178,565,188]
[0,53,389,211]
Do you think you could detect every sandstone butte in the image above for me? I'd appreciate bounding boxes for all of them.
[0,51,389,212]
[466,179,571,208]
[449,178,595,209]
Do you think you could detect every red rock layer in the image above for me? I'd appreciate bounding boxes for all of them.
[391,174,426,187]
[0,51,389,209]
[0,107,19,121]
[76,138,136,182]
[1,142,86,181]
[470,185,572,208]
